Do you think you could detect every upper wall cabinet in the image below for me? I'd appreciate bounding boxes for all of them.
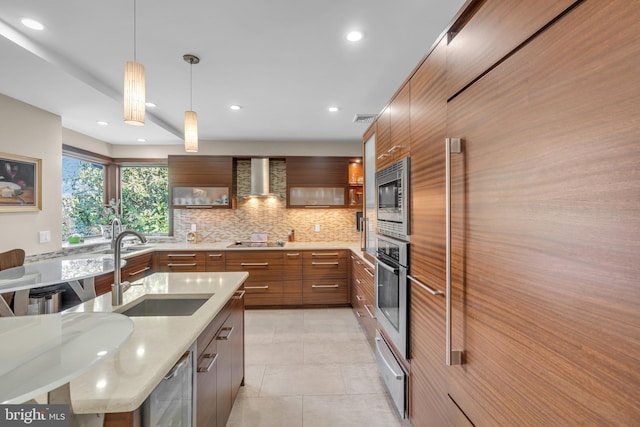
[446,0,579,99]
[168,156,233,209]
[376,83,411,171]
[286,157,360,208]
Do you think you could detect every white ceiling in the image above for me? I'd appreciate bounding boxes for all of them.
[0,0,466,147]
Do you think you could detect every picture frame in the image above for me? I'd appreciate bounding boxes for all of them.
[0,152,42,212]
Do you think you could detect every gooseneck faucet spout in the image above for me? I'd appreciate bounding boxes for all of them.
[111,217,122,250]
[112,230,147,306]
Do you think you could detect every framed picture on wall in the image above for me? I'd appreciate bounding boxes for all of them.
[0,152,42,212]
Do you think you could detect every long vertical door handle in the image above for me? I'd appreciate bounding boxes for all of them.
[446,137,464,366]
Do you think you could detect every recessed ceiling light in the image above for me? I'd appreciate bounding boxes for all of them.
[145,102,156,108]
[328,106,340,112]
[96,121,109,126]
[346,31,363,42]
[21,18,44,31]
[137,138,147,142]
[230,105,242,111]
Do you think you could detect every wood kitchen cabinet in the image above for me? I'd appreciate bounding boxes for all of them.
[282,250,303,305]
[226,251,284,307]
[195,290,244,427]
[375,84,410,171]
[302,250,349,305]
[205,251,226,272]
[444,1,640,424]
[350,253,376,347]
[168,156,233,210]
[94,252,154,296]
[156,251,206,272]
[286,157,357,208]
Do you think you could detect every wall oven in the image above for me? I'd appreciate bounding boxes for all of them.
[376,157,410,241]
[374,234,409,360]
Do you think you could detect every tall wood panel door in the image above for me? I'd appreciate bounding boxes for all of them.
[408,36,451,427]
[446,0,640,424]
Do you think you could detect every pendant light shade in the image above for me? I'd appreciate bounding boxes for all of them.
[124,61,145,125]
[184,110,198,152]
[124,0,145,125]
[183,54,200,152]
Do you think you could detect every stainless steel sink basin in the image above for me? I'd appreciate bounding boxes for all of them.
[116,296,212,317]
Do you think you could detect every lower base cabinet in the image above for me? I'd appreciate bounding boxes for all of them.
[104,292,244,427]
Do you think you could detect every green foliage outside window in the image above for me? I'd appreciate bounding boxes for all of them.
[121,166,169,234]
[62,158,168,239]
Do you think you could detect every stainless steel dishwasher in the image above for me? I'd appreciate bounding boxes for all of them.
[143,347,195,426]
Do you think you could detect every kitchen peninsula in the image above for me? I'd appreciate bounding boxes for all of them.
[62,271,248,424]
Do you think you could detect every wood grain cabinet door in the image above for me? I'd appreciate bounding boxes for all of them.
[445,1,640,424]
[157,251,205,272]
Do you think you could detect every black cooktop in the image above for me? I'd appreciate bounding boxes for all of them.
[226,241,285,248]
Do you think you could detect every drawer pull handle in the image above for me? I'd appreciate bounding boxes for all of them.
[312,262,339,266]
[363,304,376,319]
[355,310,362,318]
[245,285,269,289]
[408,275,444,296]
[355,279,362,285]
[186,205,213,209]
[311,253,339,257]
[167,254,197,257]
[216,326,234,341]
[364,268,374,278]
[233,290,246,299]
[356,295,364,301]
[312,284,339,288]
[197,353,219,373]
[304,205,330,208]
[241,262,269,266]
[286,253,300,257]
[128,266,150,276]
[167,263,197,267]
[209,253,223,257]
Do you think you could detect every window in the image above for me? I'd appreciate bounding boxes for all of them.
[62,156,106,239]
[121,165,169,234]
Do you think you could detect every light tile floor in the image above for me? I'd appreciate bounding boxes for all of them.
[227,308,403,427]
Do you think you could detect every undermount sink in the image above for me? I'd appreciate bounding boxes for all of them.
[116,295,212,317]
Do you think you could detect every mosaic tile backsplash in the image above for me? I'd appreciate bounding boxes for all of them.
[174,159,361,243]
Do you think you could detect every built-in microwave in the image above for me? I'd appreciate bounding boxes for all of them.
[376,157,409,241]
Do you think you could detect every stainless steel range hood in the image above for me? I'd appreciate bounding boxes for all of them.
[247,158,280,198]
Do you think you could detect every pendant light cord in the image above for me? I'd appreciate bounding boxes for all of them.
[190,60,193,111]
[133,0,137,61]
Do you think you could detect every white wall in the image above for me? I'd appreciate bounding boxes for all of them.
[62,128,112,157]
[0,93,62,255]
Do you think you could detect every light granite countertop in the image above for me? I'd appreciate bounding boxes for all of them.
[62,271,248,414]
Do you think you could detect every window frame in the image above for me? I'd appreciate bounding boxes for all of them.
[62,145,168,236]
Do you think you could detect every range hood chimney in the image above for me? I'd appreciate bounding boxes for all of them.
[247,158,280,198]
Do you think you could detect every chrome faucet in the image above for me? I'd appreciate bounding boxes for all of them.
[112,229,147,306]
[110,217,122,249]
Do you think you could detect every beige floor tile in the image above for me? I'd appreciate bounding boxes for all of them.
[260,364,346,396]
[341,363,387,395]
[237,364,265,398]
[304,340,375,364]
[302,394,402,427]
[227,396,303,427]
[245,341,304,365]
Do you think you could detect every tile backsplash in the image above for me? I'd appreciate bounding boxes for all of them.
[174,159,361,243]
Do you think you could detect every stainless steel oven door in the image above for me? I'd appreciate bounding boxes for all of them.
[374,257,408,360]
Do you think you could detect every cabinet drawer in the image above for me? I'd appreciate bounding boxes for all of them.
[226,251,283,281]
[243,281,284,307]
[122,253,153,282]
[303,279,349,305]
[303,250,348,279]
[157,251,206,272]
[206,251,226,271]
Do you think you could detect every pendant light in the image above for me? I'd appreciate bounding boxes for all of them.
[183,54,200,152]
[124,0,145,125]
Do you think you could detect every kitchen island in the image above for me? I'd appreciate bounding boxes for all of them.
[62,271,248,417]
